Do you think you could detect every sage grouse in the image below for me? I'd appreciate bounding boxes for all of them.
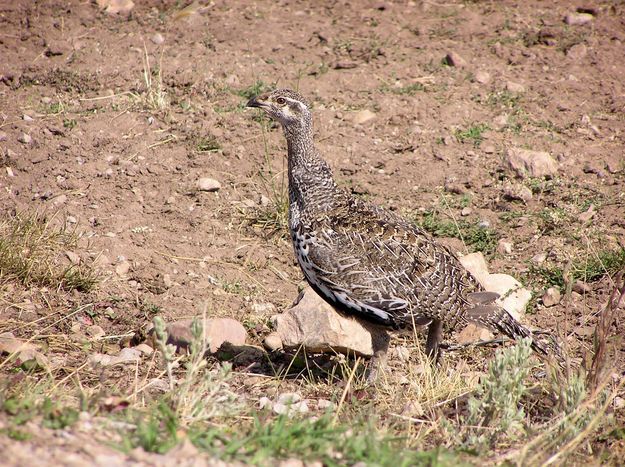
[247,89,560,363]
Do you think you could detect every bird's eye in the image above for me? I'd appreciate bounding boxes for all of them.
[276,97,286,105]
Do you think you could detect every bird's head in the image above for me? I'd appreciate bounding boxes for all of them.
[247,89,311,127]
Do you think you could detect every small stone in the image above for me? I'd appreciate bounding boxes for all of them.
[564,12,594,26]
[394,345,410,362]
[478,219,490,229]
[482,144,495,154]
[260,194,270,207]
[134,343,154,356]
[115,260,131,276]
[572,280,591,294]
[6,167,15,177]
[86,325,106,339]
[606,160,621,174]
[90,347,141,367]
[65,251,81,264]
[474,70,491,84]
[41,96,52,105]
[492,114,509,130]
[578,204,595,223]
[66,215,77,224]
[18,133,32,144]
[197,177,221,192]
[567,43,587,60]
[532,252,547,264]
[264,332,283,351]
[278,459,304,467]
[165,195,175,204]
[503,181,533,202]
[506,81,526,93]
[0,131,7,141]
[164,317,247,353]
[497,239,513,255]
[542,287,561,307]
[98,0,135,15]
[352,109,376,125]
[506,147,558,178]
[151,33,164,45]
[460,207,472,216]
[613,396,624,410]
[23,114,33,121]
[444,51,467,68]
[317,399,334,411]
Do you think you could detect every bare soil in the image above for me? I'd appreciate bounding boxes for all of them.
[1,0,624,464]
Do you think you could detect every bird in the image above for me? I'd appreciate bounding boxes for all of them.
[247,88,562,366]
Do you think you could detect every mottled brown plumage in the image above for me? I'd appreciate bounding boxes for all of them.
[248,89,560,362]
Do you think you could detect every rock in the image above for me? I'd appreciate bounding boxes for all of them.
[459,252,490,284]
[261,393,309,417]
[197,177,221,192]
[18,133,32,144]
[460,207,472,216]
[134,343,154,356]
[278,459,304,467]
[506,81,526,93]
[460,253,531,320]
[151,33,164,45]
[572,280,591,294]
[394,345,410,362]
[0,332,47,367]
[497,239,513,255]
[457,325,493,344]
[578,204,595,223]
[531,252,547,264]
[503,181,533,202]
[271,287,389,357]
[96,0,135,15]
[164,317,247,353]
[352,109,376,125]
[506,147,558,178]
[65,250,81,264]
[492,114,509,130]
[542,287,561,307]
[606,160,621,174]
[613,396,625,410]
[482,143,496,154]
[444,51,467,68]
[23,114,33,121]
[45,40,71,56]
[86,325,106,339]
[567,43,587,60]
[115,260,131,276]
[482,273,531,319]
[251,302,276,314]
[317,399,334,411]
[90,347,141,366]
[474,70,491,84]
[0,131,7,141]
[263,332,283,351]
[564,12,593,25]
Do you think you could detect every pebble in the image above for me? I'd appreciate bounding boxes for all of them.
[482,144,495,154]
[532,252,548,264]
[0,131,7,142]
[564,12,594,25]
[572,280,591,294]
[66,215,77,224]
[394,345,410,362]
[115,260,131,276]
[567,43,587,60]
[478,219,490,229]
[151,33,164,45]
[444,51,467,68]
[260,194,270,207]
[352,109,376,125]
[18,133,32,144]
[497,239,513,255]
[542,287,561,307]
[460,207,472,216]
[474,70,491,84]
[65,251,81,264]
[492,114,509,130]
[197,177,221,192]
[506,81,526,93]
[23,114,33,121]
[506,147,558,178]
[263,332,283,351]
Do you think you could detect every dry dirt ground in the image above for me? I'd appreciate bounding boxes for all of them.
[1,0,624,465]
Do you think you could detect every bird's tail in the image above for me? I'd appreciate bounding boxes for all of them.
[467,301,565,364]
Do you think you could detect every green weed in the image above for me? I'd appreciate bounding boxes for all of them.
[454,123,490,147]
[417,211,498,255]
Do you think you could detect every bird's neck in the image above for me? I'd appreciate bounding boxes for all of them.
[282,120,338,217]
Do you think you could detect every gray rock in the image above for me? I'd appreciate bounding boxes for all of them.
[197,177,221,192]
[271,287,389,357]
[263,332,283,351]
[564,13,593,25]
[567,43,587,60]
[164,317,247,353]
[506,81,526,93]
[503,181,533,202]
[474,70,491,84]
[506,147,558,178]
[18,133,32,144]
[542,287,561,307]
[444,51,467,68]
[352,109,376,125]
[497,239,513,255]
[572,280,591,294]
[151,33,165,45]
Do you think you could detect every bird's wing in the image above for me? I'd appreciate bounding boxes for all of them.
[301,201,479,327]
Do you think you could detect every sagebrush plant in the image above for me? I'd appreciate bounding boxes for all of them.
[463,338,534,448]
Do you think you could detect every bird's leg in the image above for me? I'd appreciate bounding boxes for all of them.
[366,328,390,384]
[425,319,443,363]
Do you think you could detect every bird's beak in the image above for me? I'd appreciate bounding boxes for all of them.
[246,93,268,108]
